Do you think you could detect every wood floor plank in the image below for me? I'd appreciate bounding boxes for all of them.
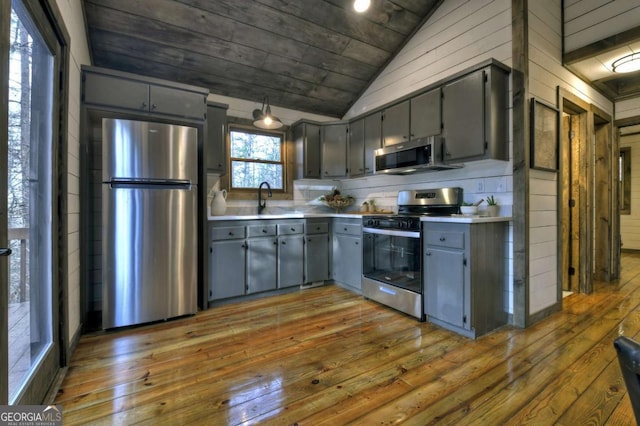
[55,254,640,425]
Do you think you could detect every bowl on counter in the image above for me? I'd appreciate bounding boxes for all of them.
[460,205,479,215]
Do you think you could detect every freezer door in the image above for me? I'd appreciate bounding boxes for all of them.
[102,184,198,329]
[102,118,198,183]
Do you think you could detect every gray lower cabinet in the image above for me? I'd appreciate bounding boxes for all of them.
[278,223,304,288]
[209,220,305,301]
[423,221,507,339]
[247,224,278,293]
[305,219,330,283]
[209,225,246,300]
[332,219,362,291]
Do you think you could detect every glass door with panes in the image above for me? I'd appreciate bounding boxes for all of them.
[2,0,61,404]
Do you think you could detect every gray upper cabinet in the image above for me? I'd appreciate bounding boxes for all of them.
[206,103,228,174]
[294,122,322,179]
[410,88,441,140]
[348,118,365,177]
[364,112,382,175]
[349,112,381,178]
[382,100,410,146]
[442,65,508,162]
[322,123,348,178]
[82,67,207,120]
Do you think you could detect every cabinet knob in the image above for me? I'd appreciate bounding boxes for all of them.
[426,252,431,256]
[439,237,446,241]
[344,227,348,231]
[228,232,234,236]
[291,228,295,232]
[281,241,286,245]
[141,102,147,109]
[274,241,278,245]
[263,229,268,233]
[151,103,157,110]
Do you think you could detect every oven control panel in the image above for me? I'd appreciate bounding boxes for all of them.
[363,216,421,231]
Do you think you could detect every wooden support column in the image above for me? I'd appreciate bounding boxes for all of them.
[511,0,529,328]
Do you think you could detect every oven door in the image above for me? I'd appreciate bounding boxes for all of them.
[362,227,423,319]
[362,227,421,293]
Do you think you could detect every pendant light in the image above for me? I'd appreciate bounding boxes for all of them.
[252,96,283,129]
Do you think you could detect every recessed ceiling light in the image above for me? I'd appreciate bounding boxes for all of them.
[354,0,370,13]
[612,53,640,73]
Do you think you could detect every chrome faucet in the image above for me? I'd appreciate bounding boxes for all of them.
[257,181,272,214]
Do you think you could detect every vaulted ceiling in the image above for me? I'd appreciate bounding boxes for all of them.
[82,0,442,118]
[82,1,640,120]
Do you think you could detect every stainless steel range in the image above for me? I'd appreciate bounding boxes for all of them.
[361,187,463,319]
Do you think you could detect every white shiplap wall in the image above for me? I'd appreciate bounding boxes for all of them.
[528,0,614,314]
[617,98,640,122]
[55,0,91,348]
[564,0,640,52]
[339,0,515,313]
[620,132,640,249]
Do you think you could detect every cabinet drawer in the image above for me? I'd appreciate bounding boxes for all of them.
[278,223,304,235]
[211,226,245,241]
[425,230,465,249]
[334,222,361,236]
[248,224,277,237]
[306,222,329,234]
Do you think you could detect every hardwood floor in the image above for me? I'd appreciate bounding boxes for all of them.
[55,254,640,425]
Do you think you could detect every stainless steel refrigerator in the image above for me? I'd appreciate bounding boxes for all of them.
[102,118,198,329]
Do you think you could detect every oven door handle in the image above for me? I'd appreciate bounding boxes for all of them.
[362,227,421,238]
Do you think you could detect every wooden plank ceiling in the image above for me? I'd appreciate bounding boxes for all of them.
[83,0,442,118]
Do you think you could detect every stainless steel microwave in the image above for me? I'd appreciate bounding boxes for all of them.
[374,136,462,174]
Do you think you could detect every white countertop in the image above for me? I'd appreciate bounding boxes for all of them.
[208,213,512,223]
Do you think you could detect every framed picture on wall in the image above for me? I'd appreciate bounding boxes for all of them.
[530,98,559,172]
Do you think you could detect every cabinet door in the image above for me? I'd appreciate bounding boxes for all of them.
[382,100,409,146]
[425,247,466,328]
[206,105,227,173]
[149,85,206,120]
[83,72,149,111]
[410,88,441,139]
[442,70,485,161]
[305,234,329,282]
[306,124,322,178]
[322,123,348,177]
[333,234,362,290]
[247,238,278,293]
[364,112,382,174]
[209,240,246,300]
[278,235,304,288]
[349,118,365,177]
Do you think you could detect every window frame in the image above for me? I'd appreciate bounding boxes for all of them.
[221,119,293,201]
[228,124,285,193]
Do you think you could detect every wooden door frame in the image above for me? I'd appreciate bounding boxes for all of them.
[592,105,615,282]
[1,0,70,404]
[558,88,592,295]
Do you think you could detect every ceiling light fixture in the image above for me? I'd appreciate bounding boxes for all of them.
[612,52,640,73]
[252,96,283,130]
[353,0,370,13]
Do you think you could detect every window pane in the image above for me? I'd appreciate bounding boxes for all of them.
[231,161,283,189]
[230,130,281,161]
[8,0,54,402]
